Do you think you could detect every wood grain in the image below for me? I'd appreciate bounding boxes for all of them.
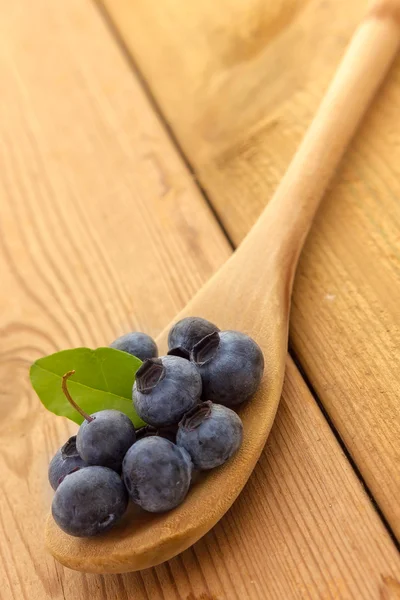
[0,0,400,598]
[100,0,400,539]
[46,11,400,571]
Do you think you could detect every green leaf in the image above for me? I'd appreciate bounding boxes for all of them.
[30,347,145,427]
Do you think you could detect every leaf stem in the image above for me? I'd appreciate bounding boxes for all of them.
[61,370,94,423]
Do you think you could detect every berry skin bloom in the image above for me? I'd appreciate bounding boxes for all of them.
[133,356,202,427]
[177,401,243,470]
[192,330,264,406]
[48,435,88,490]
[52,466,128,537]
[110,331,158,362]
[122,437,193,512]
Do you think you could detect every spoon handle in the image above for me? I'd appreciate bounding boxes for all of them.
[246,1,400,284]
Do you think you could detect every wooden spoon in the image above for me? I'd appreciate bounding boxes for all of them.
[46,1,400,573]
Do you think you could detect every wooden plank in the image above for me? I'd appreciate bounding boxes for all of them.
[101,0,400,538]
[0,0,399,599]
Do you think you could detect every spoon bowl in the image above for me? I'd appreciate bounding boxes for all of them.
[45,2,400,573]
[46,235,287,572]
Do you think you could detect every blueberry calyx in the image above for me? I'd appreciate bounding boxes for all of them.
[167,346,190,360]
[168,317,220,353]
[60,436,80,459]
[99,514,115,527]
[48,435,89,490]
[180,401,212,431]
[136,358,166,393]
[191,331,220,365]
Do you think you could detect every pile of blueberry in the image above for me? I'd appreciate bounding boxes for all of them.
[49,317,264,537]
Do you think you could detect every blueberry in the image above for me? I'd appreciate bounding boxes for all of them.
[122,437,192,512]
[168,317,219,354]
[110,332,158,361]
[52,466,128,537]
[133,356,202,427]
[77,410,136,472]
[177,401,243,469]
[192,330,264,406]
[48,436,88,490]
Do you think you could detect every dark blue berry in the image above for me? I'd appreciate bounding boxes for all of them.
[177,401,243,469]
[52,466,128,537]
[122,437,192,512]
[168,317,219,354]
[133,356,202,427]
[48,436,88,490]
[192,330,264,406]
[77,410,136,472]
[110,332,158,361]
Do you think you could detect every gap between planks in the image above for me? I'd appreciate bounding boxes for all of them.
[94,0,236,251]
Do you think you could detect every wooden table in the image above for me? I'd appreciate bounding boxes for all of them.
[1,0,399,598]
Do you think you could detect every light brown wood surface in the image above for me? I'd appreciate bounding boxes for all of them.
[100,0,400,539]
[46,6,400,573]
[1,0,399,598]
